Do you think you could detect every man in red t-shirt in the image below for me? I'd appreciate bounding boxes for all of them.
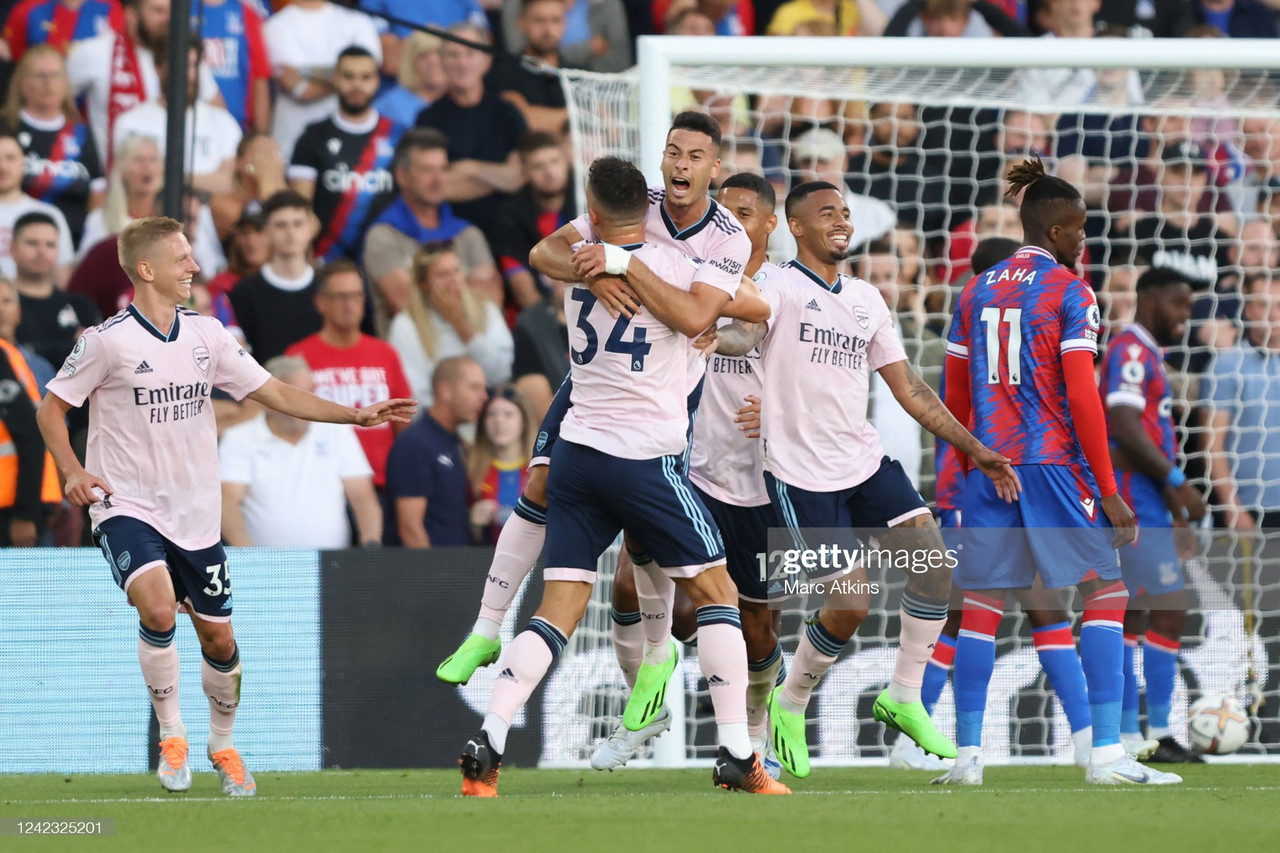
[287,259,412,491]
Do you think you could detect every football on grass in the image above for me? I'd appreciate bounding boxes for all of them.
[1187,695,1250,755]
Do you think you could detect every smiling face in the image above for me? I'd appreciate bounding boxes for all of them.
[662,127,719,211]
[142,231,201,303]
[790,188,852,263]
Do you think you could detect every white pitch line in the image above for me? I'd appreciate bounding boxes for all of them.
[8,785,1280,804]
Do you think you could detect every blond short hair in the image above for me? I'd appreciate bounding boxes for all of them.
[118,217,183,283]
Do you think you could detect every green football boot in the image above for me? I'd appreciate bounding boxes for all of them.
[436,634,502,685]
[622,641,679,731]
[767,685,811,778]
[873,689,958,759]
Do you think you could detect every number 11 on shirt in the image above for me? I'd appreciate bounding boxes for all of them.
[981,306,1022,386]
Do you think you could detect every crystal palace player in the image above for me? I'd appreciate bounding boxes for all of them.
[288,47,402,263]
[943,159,1180,785]
[435,111,752,692]
[36,218,414,796]
[918,238,1096,782]
[716,182,1019,778]
[458,157,788,796]
[1102,267,1206,764]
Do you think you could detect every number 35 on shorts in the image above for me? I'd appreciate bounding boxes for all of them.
[203,562,231,597]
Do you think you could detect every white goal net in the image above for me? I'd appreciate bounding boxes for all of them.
[550,37,1280,766]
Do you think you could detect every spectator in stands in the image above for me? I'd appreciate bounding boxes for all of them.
[0,129,73,285]
[2,45,105,249]
[1205,272,1280,531]
[1218,217,1279,293]
[1112,140,1236,291]
[67,174,166,321]
[286,260,412,497]
[363,129,501,328]
[719,137,766,183]
[782,127,896,256]
[511,274,567,416]
[228,190,323,362]
[0,276,54,393]
[1017,0,1142,107]
[1193,0,1279,38]
[1233,114,1280,218]
[884,0,1028,36]
[859,235,944,490]
[361,0,487,79]
[1101,264,1139,337]
[766,0,887,34]
[373,32,447,130]
[666,7,753,137]
[198,0,272,133]
[11,211,98,368]
[1096,0,1191,37]
[220,355,382,548]
[1,0,122,63]
[207,209,268,306]
[491,132,576,316]
[467,385,536,546]
[264,0,382,160]
[389,243,512,408]
[113,42,243,197]
[416,23,528,238]
[289,46,403,265]
[77,133,159,261]
[385,354,488,548]
[210,132,287,240]
[505,0,632,72]
[846,100,953,234]
[0,327,55,547]
[67,0,224,169]
[489,0,583,136]
[654,0,756,34]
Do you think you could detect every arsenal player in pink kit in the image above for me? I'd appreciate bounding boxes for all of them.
[435,112,754,701]
[37,217,414,796]
[715,182,1019,778]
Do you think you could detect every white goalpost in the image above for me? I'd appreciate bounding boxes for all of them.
[550,37,1280,769]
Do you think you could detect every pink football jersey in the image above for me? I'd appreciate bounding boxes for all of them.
[759,262,908,491]
[46,305,271,549]
[560,244,736,460]
[687,262,783,508]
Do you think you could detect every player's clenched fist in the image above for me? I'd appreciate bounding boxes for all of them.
[64,469,113,506]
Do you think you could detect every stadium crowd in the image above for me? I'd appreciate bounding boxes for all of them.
[0,0,1277,551]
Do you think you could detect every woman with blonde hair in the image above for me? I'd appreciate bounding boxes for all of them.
[77,133,161,258]
[388,243,513,407]
[373,31,448,128]
[3,44,105,247]
[467,385,537,545]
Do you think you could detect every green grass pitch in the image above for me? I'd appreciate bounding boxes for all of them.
[2,764,1275,852]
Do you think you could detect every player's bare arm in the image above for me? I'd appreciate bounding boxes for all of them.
[528,221,589,285]
[573,246,737,338]
[877,359,1021,503]
[714,319,767,357]
[718,274,770,324]
[36,391,113,506]
[247,377,416,428]
[1109,405,1205,522]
